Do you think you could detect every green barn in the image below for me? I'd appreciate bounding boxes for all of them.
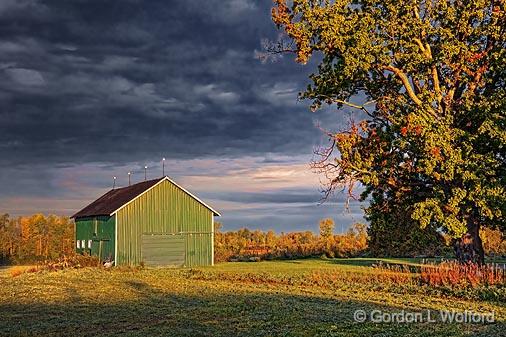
[71,176,220,267]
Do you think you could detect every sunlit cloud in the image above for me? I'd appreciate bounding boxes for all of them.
[0,155,366,233]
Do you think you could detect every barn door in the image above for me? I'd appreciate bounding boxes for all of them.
[141,234,185,267]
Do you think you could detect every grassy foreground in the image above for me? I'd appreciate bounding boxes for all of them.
[1,259,505,337]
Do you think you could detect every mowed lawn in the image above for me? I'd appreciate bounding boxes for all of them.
[1,259,505,337]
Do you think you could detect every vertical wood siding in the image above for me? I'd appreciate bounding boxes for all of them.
[75,215,115,261]
[116,180,213,266]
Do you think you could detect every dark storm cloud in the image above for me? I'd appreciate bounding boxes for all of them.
[200,188,357,205]
[210,190,323,204]
[0,0,330,167]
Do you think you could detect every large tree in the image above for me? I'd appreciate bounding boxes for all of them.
[272,0,505,264]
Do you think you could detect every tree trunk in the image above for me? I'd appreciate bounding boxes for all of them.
[454,220,485,265]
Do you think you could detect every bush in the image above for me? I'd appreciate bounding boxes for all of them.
[9,266,29,277]
[41,254,100,271]
[9,254,101,277]
[420,261,506,288]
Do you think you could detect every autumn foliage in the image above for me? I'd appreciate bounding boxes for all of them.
[213,220,368,262]
[0,213,74,264]
[420,261,506,288]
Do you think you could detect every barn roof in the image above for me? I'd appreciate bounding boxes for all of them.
[71,176,220,218]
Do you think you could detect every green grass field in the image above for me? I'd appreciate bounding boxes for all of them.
[1,259,505,337]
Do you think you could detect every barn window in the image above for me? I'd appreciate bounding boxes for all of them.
[76,240,80,249]
[88,240,92,249]
[81,240,86,249]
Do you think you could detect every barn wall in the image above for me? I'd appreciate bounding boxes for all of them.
[115,179,213,266]
[75,215,115,261]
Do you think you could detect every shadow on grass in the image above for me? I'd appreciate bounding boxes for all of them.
[322,257,449,268]
[323,258,384,267]
[320,258,419,268]
[0,279,502,337]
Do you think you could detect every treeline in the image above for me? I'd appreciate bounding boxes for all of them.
[2,213,505,265]
[0,214,74,264]
[214,219,368,262]
[215,219,506,262]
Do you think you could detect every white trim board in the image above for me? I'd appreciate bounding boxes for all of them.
[109,176,221,217]
[211,214,214,266]
[114,215,118,265]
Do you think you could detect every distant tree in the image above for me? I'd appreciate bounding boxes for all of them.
[335,223,368,257]
[214,221,223,233]
[0,214,74,263]
[350,223,368,249]
[480,227,506,257]
[319,218,335,238]
[319,218,335,257]
[272,0,505,264]
[46,215,74,257]
[0,214,10,262]
[266,230,277,248]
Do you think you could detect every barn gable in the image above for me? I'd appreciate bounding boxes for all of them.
[72,176,220,219]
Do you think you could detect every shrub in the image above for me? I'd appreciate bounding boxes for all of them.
[9,266,26,277]
[420,261,506,288]
[41,254,100,271]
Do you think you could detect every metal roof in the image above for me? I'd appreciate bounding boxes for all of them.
[71,176,220,218]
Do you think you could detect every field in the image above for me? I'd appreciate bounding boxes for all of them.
[1,259,505,337]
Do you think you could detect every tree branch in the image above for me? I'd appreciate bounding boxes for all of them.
[424,44,443,107]
[413,38,426,54]
[332,99,375,112]
[413,7,442,109]
[383,65,423,106]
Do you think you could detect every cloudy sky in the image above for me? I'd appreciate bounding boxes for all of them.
[0,0,365,233]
